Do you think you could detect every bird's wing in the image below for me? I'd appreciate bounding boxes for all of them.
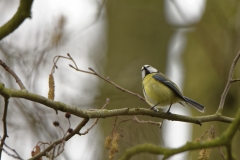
[152,73,186,101]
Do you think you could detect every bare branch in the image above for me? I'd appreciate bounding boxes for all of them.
[0,83,234,125]
[0,0,34,40]
[29,118,89,160]
[0,60,26,90]
[0,97,9,159]
[119,87,240,160]
[3,143,23,160]
[51,55,72,74]
[1,52,240,159]
[79,119,98,136]
[133,116,162,128]
[114,117,133,131]
[67,53,145,101]
[198,125,214,140]
[80,98,110,135]
[218,146,227,160]
[197,125,226,159]
[217,51,240,114]
[230,78,240,83]
[119,139,223,160]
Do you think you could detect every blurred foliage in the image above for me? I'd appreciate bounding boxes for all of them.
[184,0,240,159]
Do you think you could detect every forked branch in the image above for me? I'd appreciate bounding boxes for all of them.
[217,51,240,114]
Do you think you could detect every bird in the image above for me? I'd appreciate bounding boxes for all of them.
[141,65,205,113]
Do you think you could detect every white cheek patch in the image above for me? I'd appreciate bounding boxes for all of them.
[141,70,146,79]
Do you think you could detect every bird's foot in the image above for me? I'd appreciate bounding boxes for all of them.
[150,106,159,112]
[166,111,172,114]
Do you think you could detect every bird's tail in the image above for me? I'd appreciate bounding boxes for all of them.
[184,96,205,113]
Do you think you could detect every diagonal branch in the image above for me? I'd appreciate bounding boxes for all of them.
[80,98,110,135]
[67,53,145,101]
[3,143,23,160]
[0,0,34,40]
[29,118,89,160]
[217,51,240,114]
[31,98,109,159]
[0,60,26,90]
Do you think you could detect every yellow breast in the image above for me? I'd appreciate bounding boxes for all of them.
[142,74,181,107]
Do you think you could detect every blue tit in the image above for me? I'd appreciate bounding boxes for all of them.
[141,65,205,113]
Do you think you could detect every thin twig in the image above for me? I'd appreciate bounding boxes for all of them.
[133,116,162,128]
[66,53,145,101]
[2,148,22,160]
[230,78,240,83]
[218,146,227,160]
[199,125,214,140]
[110,116,162,134]
[3,143,23,160]
[217,51,240,114]
[53,125,66,159]
[79,118,99,136]
[0,97,9,159]
[115,117,133,130]
[54,142,64,158]
[209,126,226,159]
[0,60,26,90]
[80,98,110,135]
[29,118,89,160]
[199,125,226,159]
[50,144,56,160]
[51,55,72,74]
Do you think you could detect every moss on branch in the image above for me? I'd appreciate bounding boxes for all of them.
[119,97,240,160]
[0,0,34,40]
[0,82,233,125]
[119,138,224,160]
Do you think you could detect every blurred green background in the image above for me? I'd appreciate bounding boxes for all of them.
[0,0,240,160]
[98,0,240,159]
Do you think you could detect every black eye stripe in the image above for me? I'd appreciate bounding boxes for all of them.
[142,66,152,73]
[142,65,149,71]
